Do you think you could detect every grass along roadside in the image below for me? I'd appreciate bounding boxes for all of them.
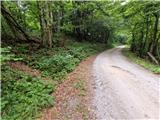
[122,48,160,74]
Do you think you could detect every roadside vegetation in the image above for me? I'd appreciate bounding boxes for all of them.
[1,40,105,119]
[74,79,86,96]
[1,66,54,120]
[1,47,54,120]
[123,48,160,74]
[1,0,160,120]
[120,1,160,72]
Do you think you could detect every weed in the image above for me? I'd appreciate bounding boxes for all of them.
[76,104,89,120]
[74,80,86,96]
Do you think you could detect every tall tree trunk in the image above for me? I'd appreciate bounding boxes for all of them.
[37,1,44,46]
[47,1,53,48]
[152,17,159,57]
[57,9,62,33]
[139,30,144,57]
[142,16,149,55]
[38,1,53,48]
[149,14,159,55]
[131,32,136,52]
[155,33,160,61]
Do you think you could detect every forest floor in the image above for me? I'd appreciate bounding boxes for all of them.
[92,46,159,119]
[8,55,97,120]
[1,40,106,120]
[6,53,98,120]
[39,55,97,120]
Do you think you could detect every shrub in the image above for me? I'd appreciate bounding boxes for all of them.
[1,66,54,120]
[36,54,79,82]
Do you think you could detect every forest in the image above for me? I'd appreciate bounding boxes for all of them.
[1,0,160,120]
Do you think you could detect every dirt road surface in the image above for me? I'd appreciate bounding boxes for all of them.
[92,46,160,120]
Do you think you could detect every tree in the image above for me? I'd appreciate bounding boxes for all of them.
[37,1,53,48]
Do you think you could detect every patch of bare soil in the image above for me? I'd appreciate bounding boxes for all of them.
[40,55,97,120]
[8,61,54,85]
[8,61,41,77]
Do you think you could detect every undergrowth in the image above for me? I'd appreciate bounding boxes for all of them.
[17,41,106,83]
[122,48,160,74]
[1,40,106,120]
[1,65,55,120]
[1,47,54,120]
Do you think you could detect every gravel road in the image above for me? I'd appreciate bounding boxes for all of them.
[92,46,160,120]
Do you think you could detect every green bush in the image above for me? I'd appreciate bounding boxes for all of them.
[17,41,106,83]
[1,40,106,120]
[1,66,54,120]
[68,47,87,60]
[32,41,105,82]
[36,54,80,82]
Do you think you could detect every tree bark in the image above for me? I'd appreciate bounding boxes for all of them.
[1,3,39,43]
[1,4,29,41]
[147,52,159,65]
[38,1,53,48]
[149,14,159,55]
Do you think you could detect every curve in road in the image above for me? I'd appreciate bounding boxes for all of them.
[92,46,160,120]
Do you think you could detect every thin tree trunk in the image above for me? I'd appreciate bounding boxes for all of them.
[47,1,53,48]
[37,1,44,46]
[142,16,149,55]
[38,1,53,48]
[149,14,159,55]
[139,30,144,57]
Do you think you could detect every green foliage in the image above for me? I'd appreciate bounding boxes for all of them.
[0,47,23,65]
[114,34,128,44]
[31,41,105,83]
[3,1,160,119]
[74,80,85,91]
[15,44,29,53]
[0,47,13,64]
[36,54,79,82]
[1,65,54,120]
[119,1,160,59]
[1,1,121,46]
[122,48,160,74]
[10,40,105,83]
[1,41,104,120]
[0,46,54,120]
